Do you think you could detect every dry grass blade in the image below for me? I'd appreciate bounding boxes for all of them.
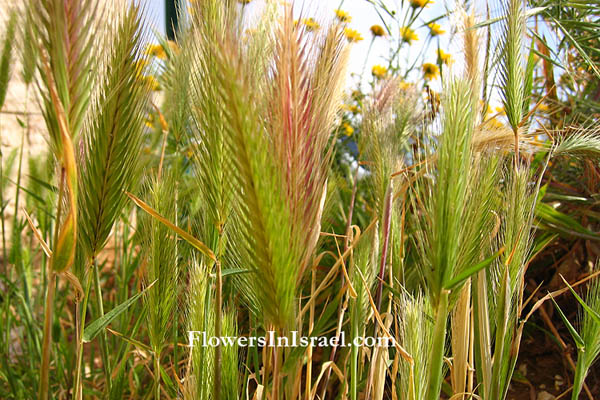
[39,50,77,273]
[356,267,413,362]
[23,209,51,258]
[127,191,216,261]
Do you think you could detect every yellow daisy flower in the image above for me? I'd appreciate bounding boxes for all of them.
[400,27,418,44]
[145,44,166,60]
[303,18,320,32]
[342,122,354,136]
[484,117,504,129]
[343,104,360,114]
[410,0,432,8]
[335,9,351,23]
[344,28,363,43]
[437,49,452,65]
[371,64,387,79]
[399,81,411,90]
[537,102,549,112]
[142,75,160,91]
[351,90,363,101]
[422,63,439,80]
[238,0,253,3]
[144,113,154,129]
[370,24,386,37]
[428,23,445,36]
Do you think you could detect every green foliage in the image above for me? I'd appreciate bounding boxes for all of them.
[490,166,537,400]
[83,281,152,343]
[416,78,478,305]
[185,261,215,400]
[349,224,377,399]
[396,292,434,400]
[553,127,600,157]
[186,0,236,251]
[558,274,600,399]
[31,0,99,150]
[20,6,38,86]
[77,4,150,268]
[500,0,526,132]
[1,1,600,399]
[0,9,17,110]
[142,175,178,354]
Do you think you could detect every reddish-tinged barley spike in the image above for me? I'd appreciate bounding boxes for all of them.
[268,8,348,279]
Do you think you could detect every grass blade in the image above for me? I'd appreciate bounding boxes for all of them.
[126,191,215,261]
[83,280,155,343]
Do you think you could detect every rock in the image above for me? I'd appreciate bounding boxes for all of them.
[537,391,555,400]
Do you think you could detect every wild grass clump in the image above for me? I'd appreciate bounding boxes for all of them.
[1,0,600,399]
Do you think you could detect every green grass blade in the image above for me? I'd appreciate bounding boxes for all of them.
[83,280,155,343]
[561,276,600,325]
[444,247,504,291]
[550,295,585,349]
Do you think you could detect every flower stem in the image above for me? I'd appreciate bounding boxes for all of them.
[359,38,375,88]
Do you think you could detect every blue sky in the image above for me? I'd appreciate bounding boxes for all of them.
[143,0,166,35]
[141,0,535,108]
[143,0,453,85]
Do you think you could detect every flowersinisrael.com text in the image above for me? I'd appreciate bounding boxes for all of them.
[188,331,398,348]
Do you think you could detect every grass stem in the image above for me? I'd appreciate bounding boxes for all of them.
[426,290,449,400]
[154,350,161,399]
[39,166,65,399]
[0,113,6,274]
[38,272,56,400]
[214,258,222,400]
[92,257,112,393]
[73,275,92,400]
[350,311,359,400]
